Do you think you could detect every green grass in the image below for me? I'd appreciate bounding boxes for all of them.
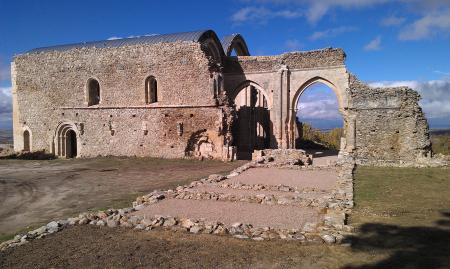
[344,166,450,268]
[351,166,450,227]
[431,134,450,155]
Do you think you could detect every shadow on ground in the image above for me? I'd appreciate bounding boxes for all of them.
[343,211,450,269]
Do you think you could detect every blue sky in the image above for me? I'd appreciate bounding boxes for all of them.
[1,0,450,129]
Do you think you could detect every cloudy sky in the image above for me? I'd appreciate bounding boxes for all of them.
[0,0,449,129]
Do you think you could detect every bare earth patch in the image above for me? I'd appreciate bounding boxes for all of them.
[132,199,322,229]
[0,225,384,269]
[131,166,338,230]
[224,167,337,190]
[1,161,448,268]
[0,157,245,238]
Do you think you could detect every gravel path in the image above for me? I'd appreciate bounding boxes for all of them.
[224,168,338,190]
[190,185,326,198]
[133,199,321,229]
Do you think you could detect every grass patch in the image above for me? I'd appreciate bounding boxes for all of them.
[344,166,450,268]
[431,133,450,155]
[350,166,450,227]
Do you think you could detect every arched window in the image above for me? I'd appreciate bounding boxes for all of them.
[87,79,100,106]
[23,130,30,152]
[145,76,157,104]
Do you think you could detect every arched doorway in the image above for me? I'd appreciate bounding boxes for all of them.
[231,82,271,159]
[54,122,79,158]
[23,130,30,152]
[290,78,346,158]
[65,129,77,158]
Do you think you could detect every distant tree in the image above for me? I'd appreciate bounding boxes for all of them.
[298,123,343,150]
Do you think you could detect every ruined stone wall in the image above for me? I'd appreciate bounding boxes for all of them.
[349,76,431,165]
[12,41,227,158]
[223,48,346,74]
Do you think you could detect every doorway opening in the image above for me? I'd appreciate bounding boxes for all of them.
[65,129,77,158]
[231,82,271,160]
[294,81,343,158]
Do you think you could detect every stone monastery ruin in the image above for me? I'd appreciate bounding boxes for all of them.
[12,30,432,165]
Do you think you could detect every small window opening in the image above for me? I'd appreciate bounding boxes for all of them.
[145,76,158,104]
[87,79,100,106]
[23,130,30,152]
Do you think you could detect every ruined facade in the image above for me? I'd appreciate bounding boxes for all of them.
[12,30,431,165]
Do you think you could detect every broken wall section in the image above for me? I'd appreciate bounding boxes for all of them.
[349,75,432,165]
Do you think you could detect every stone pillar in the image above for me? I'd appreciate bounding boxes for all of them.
[276,65,289,149]
[346,113,356,152]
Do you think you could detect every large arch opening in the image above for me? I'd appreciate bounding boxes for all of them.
[291,79,345,159]
[23,130,30,152]
[231,82,272,160]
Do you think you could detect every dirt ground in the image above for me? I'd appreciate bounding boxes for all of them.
[0,157,245,238]
[0,225,385,269]
[1,163,449,269]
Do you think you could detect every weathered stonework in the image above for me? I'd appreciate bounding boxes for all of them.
[11,29,435,165]
[348,75,432,165]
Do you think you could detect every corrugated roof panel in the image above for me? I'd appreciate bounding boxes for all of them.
[221,34,250,56]
[28,30,211,54]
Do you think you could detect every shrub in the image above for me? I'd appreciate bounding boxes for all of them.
[297,123,343,150]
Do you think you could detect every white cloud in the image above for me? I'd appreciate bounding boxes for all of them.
[396,0,450,40]
[380,15,406,26]
[236,0,389,24]
[309,26,357,41]
[399,13,450,40]
[297,98,340,120]
[434,70,450,76]
[303,0,389,24]
[369,79,450,119]
[364,36,382,51]
[107,34,159,41]
[0,86,12,125]
[231,6,301,24]
[285,39,302,51]
[107,36,121,40]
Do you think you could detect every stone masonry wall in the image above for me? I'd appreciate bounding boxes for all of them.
[223,48,346,74]
[13,41,227,158]
[349,75,432,165]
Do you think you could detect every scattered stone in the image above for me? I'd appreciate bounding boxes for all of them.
[107,219,119,228]
[233,234,249,239]
[189,225,203,234]
[134,204,146,211]
[134,224,146,230]
[79,218,89,225]
[180,218,195,228]
[321,234,336,244]
[163,217,177,227]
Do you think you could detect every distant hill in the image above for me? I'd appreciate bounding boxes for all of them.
[430,129,450,136]
[0,129,13,144]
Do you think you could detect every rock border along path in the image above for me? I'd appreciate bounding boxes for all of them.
[0,155,355,250]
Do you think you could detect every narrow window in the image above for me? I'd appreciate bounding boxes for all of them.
[87,79,100,106]
[145,76,157,104]
[23,130,30,152]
